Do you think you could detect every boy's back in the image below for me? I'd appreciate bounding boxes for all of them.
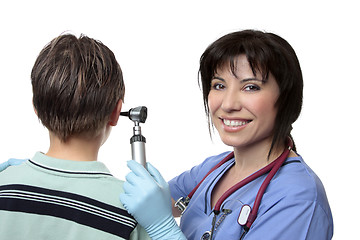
[0,153,148,239]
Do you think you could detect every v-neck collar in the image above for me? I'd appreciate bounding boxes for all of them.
[204,158,235,214]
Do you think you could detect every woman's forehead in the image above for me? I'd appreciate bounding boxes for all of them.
[214,55,268,80]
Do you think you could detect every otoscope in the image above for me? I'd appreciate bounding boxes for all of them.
[120,106,148,169]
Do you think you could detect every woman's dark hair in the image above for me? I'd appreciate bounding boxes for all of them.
[199,29,303,154]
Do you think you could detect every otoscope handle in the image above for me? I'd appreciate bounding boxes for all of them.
[130,124,147,169]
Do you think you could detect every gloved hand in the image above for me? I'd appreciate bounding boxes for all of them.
[0,158,26,172]
[119,160,186,240]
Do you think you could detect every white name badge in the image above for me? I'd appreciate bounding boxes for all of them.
[238,204,251,226]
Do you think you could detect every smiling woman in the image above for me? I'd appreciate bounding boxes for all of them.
[200,30,303,160]
[208,55,280,155]
[119,29,333,240]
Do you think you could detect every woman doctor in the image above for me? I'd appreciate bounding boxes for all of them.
[120,30,333,239]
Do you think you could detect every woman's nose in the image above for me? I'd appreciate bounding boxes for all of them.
[221,88,242,112]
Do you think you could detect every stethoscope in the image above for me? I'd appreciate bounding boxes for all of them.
[175,138,293,240]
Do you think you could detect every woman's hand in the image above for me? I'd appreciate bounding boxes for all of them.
[119,160,186,240]
[0,159,26,172]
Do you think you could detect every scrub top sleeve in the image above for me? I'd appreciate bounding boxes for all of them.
[244,198,333,240]
[169,164,202,201]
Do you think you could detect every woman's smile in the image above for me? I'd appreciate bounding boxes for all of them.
[220,118,252,131]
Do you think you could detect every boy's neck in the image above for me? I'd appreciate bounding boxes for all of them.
[46,132,103,162]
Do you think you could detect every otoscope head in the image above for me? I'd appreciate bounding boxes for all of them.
[120,106,147,123]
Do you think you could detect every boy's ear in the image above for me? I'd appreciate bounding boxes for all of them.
[109,100,123,126]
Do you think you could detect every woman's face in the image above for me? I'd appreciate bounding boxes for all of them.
[208,54,280,150]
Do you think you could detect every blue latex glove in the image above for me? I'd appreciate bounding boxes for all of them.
[120,160,186,240]
[0,158,26,172]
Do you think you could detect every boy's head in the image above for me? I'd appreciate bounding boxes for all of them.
[31,33,125,142]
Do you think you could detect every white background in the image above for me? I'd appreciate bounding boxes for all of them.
[0,1,358,239]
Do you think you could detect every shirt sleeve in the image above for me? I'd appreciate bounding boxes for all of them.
[244,197,333,240]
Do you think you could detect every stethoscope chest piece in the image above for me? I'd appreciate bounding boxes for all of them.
[201,231,211,240]
[174,196,190,215]
[238,204,251,226]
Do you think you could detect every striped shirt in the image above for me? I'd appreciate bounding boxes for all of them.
[0,152,150,240]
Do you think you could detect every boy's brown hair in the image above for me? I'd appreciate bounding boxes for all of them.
[31,33,125,141]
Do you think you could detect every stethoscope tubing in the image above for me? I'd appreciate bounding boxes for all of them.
[187,153,234,200]
[214,151,284,213]
[191,138,293,240]
[243,144,291,230]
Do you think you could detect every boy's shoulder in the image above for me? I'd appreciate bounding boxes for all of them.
[0,153,126,207]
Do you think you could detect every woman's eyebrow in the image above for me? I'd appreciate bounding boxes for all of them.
[212,76,265,83]
[241,77,265,83]
[212,76,225,81]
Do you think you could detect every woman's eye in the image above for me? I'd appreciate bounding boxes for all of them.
[243,84,260,91]
[212,83,225,90]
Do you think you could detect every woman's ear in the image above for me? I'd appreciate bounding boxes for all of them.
[109,99,123,126]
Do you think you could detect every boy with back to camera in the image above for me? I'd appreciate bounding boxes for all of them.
[0,33,150,240]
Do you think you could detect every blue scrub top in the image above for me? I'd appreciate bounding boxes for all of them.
[169,152,333,240]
